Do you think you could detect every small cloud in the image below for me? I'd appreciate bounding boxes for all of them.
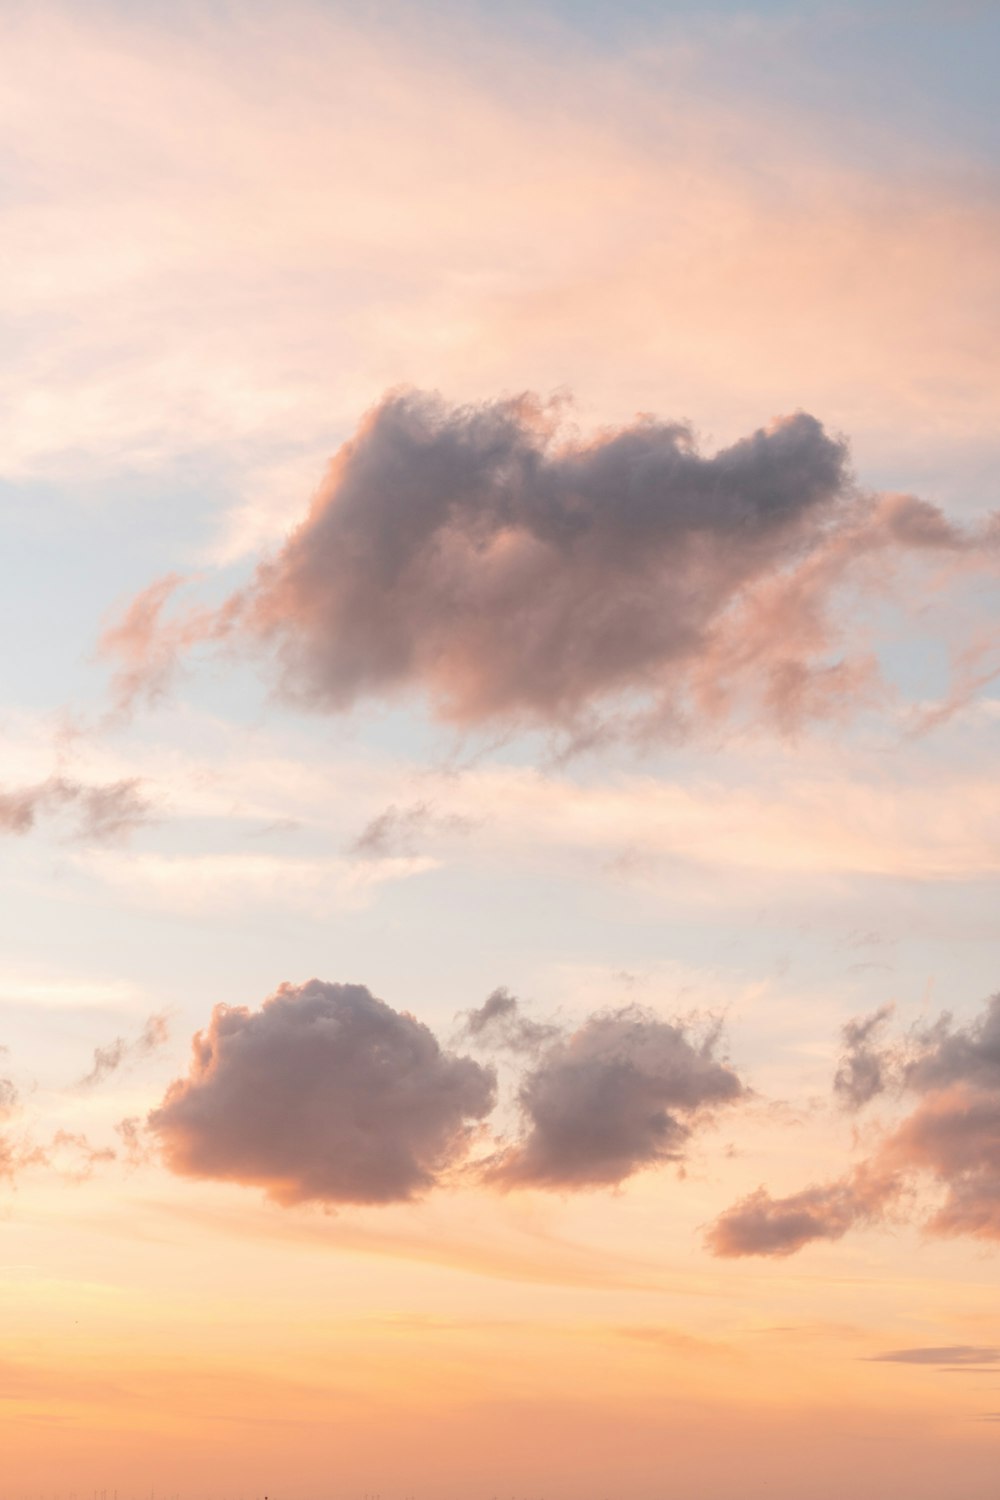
[833,1003,897,1110]
[457,988,560,1055]
[73,779,152,843]
[149,980,497,1206]
[485,1006,745,1191]
[78,1011,170,1088]
[98,573,219,718]
[349,801,472,859]
[707,1177,874,1259]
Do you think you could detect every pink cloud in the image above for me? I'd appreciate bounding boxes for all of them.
[149,980,497,1206]
[708,991,1000,1256]
[101,390,997,741]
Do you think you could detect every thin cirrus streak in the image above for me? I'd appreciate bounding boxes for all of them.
[78,1011,170,1089]
[100,388,1000,742]
[707,990,1000,1256]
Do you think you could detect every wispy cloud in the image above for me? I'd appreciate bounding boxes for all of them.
[0,775,151,843]
[868,1347,1000,1369]
[78,1011,170,1088]
[149,980,497,1206]
[483,1004,745,1191]
[458,989,560,1055]
[706,1167,898,1259]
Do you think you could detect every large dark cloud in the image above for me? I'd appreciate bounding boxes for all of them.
[45,1130,117,1182]
[102,389,995,737]
[484,1004,745,1190]
[709,990,1000,1257]
[0,775,150,842]
[149,980,497,1205]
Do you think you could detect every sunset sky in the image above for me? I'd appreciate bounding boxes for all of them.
[2,3,1000,1497]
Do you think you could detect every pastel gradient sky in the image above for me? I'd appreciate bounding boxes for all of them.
[2,3,1000,1497]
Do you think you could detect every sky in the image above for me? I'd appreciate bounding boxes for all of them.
[1,2,1000,1496]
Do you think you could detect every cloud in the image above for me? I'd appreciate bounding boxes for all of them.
[0,775,150,842]
[709,989,1000,1255]
[705,1169,895,1258]
[115,1115,153,1168]
[458,989,560,1055]
[868,1347,1000,1368]
[0,1077,53,1184]
[885,1083,1000,1240]
[0,1078,17,1121]
[833,1003,897,1109]
[78,1011,170,1088]
[485,1006,745,1190]
[102,390,996,740]
[149,980,497,1205]
[0,1065,120,1185]
[99,575,222,717]
[349,800,472,859]
[44,1130,117,1182]
[904,993,1000,1094]
[72,780,153,842]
